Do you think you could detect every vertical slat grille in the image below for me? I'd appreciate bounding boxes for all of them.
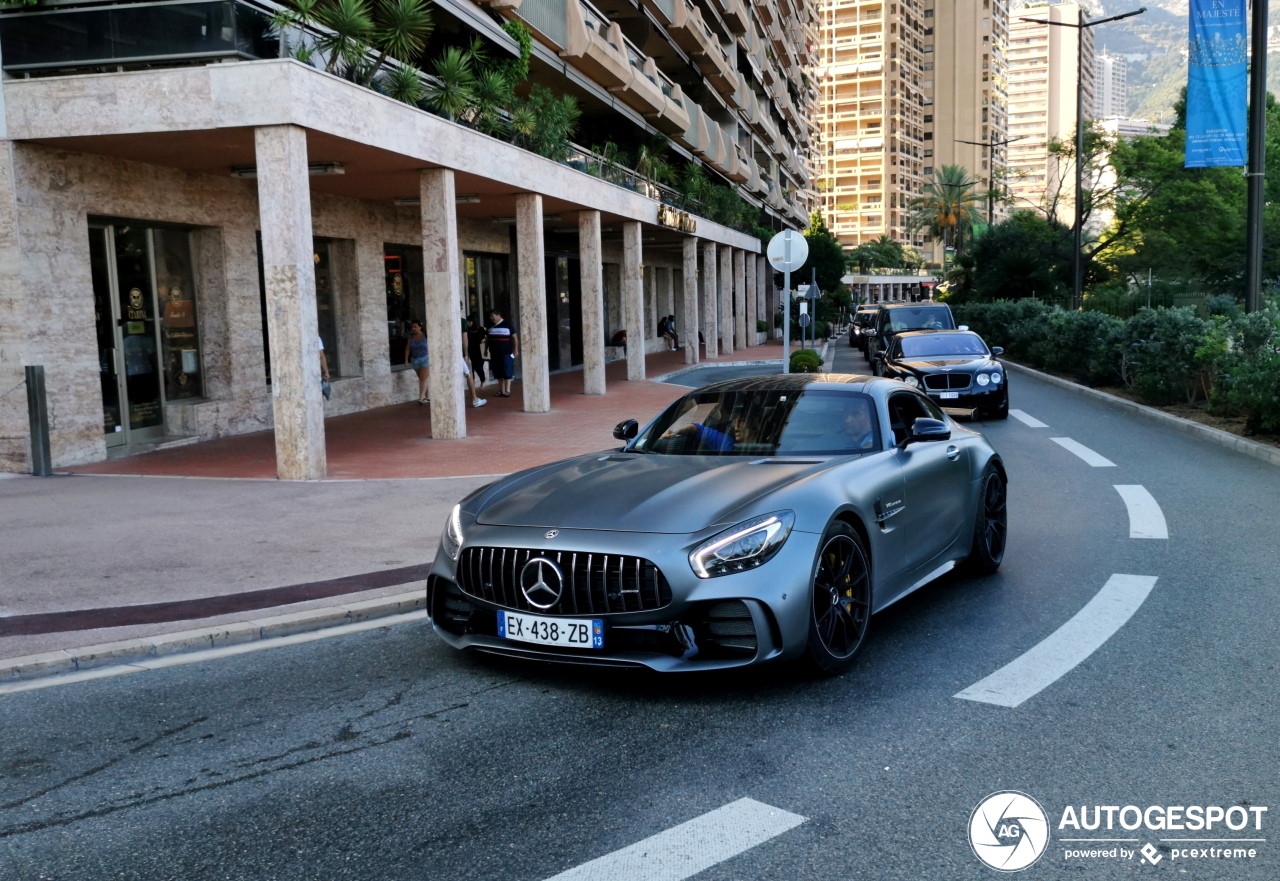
[456,547,671,614]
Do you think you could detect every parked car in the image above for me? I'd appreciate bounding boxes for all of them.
[866,302,957,371]
[427,374,1008,675]
[880,329,1009,420]
[849,304,879,351]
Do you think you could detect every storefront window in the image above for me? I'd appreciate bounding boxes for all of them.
[384,244,424,368]
[314,239,338,375]
[464,252,511,328]
[153,228,202,399]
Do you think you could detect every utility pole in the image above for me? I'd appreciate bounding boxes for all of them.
[1244,0,1268,313]
[956,136,1028,226]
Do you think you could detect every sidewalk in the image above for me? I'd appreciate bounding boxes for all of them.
[2,343,788,678]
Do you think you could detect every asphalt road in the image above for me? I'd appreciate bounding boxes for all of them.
[3,340,1278,880]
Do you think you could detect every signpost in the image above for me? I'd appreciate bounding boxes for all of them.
[767,230,808,373]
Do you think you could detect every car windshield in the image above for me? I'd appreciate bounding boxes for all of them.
[886,307,954,333]
[629,388,881,456]
[898,333,989,359]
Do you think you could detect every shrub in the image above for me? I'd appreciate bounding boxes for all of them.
[1113,307,1211,405]
[756,319,769,333]
[1223,349,1280,433]
[790,348,823,373]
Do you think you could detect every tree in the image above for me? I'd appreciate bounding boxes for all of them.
[971,211,1073,303]
[906,165,983,254]
[798,210,847,293]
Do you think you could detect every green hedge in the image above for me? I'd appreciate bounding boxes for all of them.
[953,300,1280,433]
[789,348,823,373]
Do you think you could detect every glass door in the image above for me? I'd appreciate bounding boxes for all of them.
[90,227,125,447]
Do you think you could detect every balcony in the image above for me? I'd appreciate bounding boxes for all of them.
[713,0,750,37]
[680,96,713,155]
[606,33,666,115]
[0,0,278,71]
[648,67,691,135]
[562,0,631,87]
[668,0,716,60]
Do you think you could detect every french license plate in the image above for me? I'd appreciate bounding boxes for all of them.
[939,391,959,400]
[498,610,604,649]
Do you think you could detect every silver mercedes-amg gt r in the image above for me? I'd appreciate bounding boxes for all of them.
[427,374,1007,674]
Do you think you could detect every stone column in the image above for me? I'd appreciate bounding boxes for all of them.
[420,169,466,438]
[701,241,717,358]
[254,124,325,480]
[645,264,658,347]
[718,245,733,355]
[579,210,605,395]
[515,193,550,413]
[757,255,769,340]
[622,221,645,381]
[745,251,757,347]
[661,266,675,329]
[682,237,699,365]
[733,249,747,352]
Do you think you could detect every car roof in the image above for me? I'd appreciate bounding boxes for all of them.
[879,302,950,310]
[895,329,981,339]
[691,373,898,395]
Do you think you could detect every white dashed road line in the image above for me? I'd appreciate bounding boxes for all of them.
[0,611,429,695]
[542,798,806,881]
[1008,409,1049,428]
[955,574,1158,708]
[1113,485,1169,539]
[1051,437,1117,467]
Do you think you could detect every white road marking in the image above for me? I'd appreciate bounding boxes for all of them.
[0,611,428,695]
[1009,409,1048,428]
[1051,437,1116,467]
[542,798,806,881]
[955,574,1158,708]
[1113,485,1169,539]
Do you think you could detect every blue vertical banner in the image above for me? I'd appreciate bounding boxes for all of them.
[1185,0,1248,167]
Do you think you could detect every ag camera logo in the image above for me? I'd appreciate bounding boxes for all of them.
[969,791,1050,872]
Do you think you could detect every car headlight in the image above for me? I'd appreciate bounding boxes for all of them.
[442,503,463,560]
[690,511,795,579]
[990,371,1002,384]
[976,373,991,387]
[904,375,919,387]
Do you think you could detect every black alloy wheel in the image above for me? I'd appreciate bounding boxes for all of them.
[806,522,872,675]
[965,465,1007,575]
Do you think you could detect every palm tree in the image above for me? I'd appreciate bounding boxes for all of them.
[907,164,983,257]
[362,0,433,85]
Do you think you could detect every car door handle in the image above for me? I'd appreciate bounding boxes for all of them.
[946,445,960,461]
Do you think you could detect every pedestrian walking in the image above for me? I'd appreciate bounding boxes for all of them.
[487,309,518,398]
[319,335,331,401]
[461,321,487,409]
[404,319,429,404]
[466,315,488,388]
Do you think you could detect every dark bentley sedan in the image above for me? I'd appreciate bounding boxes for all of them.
[880,330,1009,420]
[427,374,1008,675]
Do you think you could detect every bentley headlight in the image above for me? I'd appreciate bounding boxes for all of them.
[990,371,1003,384]
[690,511,795,579]
[442,503,463,560]
[976,373,991,387]
[904,376,919,388]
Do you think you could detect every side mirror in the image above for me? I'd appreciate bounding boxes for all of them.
[900,417,950,448]
[991,346,1004,356]
[613,419,639,441]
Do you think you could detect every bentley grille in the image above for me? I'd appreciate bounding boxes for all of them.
[457,547,672,614]
[924,374,973,391]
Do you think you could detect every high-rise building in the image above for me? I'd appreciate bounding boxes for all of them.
[923,0,1011,260]
[0,0,818,474]
[817,0,929,252]
[1093,49,1128,118]
[1005,0,1095,224]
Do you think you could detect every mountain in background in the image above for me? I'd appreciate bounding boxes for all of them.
[1087,0,1279,123]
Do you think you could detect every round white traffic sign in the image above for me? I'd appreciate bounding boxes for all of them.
[766,230,808,272]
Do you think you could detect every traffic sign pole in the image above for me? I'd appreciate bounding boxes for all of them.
[783,236,791,373]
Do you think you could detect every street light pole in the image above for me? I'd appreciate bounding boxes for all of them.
[1018,6,1144,311]
[957,135,1028,226]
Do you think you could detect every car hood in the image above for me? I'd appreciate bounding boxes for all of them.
[899,357,990,371]
[473,452,833,534]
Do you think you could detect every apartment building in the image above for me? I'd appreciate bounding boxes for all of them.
[0,0,818,476]
[1093,49,1128,119]
[816,0,928,251]
[1005,0,1095,224]
[817,0,1008,264]
[921,0,1010,261]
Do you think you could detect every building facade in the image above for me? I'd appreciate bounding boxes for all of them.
[1005,0,1094,224]
[0,0,818,476]
[1092,49,1127,119]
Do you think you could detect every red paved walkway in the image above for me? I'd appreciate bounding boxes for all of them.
[69,342,786,480]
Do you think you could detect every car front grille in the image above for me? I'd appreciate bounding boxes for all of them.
[457,547,672,615]
[924,373,972,391]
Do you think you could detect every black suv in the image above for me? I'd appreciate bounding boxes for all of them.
[865,303,957,374]
[849,305,879,352]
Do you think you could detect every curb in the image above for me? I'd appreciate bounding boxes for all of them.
[1004,361,1280,468]
[1,587,426,683]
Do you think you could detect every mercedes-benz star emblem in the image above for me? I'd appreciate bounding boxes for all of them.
[520,557,564,610]
[546,529,559,539]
